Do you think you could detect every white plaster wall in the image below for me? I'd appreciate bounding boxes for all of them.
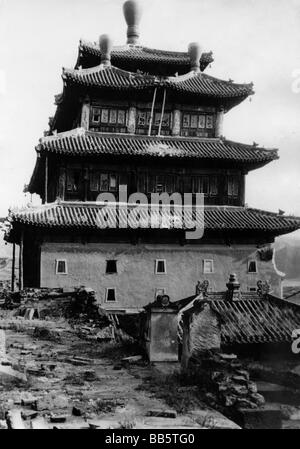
[40,242,282,309]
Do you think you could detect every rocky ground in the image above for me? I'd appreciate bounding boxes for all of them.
[0,311,238,429]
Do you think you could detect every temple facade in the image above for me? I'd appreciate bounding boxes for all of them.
[5,1,300,312]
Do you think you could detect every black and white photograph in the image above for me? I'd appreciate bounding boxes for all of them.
[0,0,300,435]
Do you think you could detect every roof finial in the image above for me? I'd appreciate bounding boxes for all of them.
[188,42,202,73]
[123,0,142,45]
[226,273,241,301]
[99,34,112,67]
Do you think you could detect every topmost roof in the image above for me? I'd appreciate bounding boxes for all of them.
[75,1,214,76]
[76,40,214,75]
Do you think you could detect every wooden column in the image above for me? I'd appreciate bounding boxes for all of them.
[11,243,15,292]
[58,165,66,200]
[172,109,181,136]
[80,97,90,130]
[127,106,136,134]
[19,231,23,291]
[215,108,224,138]
[44,155,48,204]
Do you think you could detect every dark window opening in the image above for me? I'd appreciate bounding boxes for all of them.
[155,259,166,274]
[106,260,117,274]
[106,288,116,302]
[56,259,67,274]
[248,260,257,273]
[228,175,239,197]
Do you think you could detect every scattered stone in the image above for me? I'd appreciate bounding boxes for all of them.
[72,406,82,417]
[219,353,237,361]
[146,409,177,419]
[21,396,38,407]
[50,414,67,423]
[6,409,26,429]
[68,358,90,366]
[281,405,300,420]
[33,327,62,342]
[34,394,69,411]
[30,417,51,429]
[121,355,143,364]
[0,365,27,382]
[1,359,12,366]
[0,419,7,429]
[21,410,38,420]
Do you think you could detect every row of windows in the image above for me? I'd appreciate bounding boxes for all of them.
[91,107,127,125]
[65,170,240,197]
[182,113,213,129]
[90,107,214,134]
[55,259,258,276]
[72,283,259,303]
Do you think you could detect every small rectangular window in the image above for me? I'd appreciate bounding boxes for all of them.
[101,109,109,123]
[248,286,257,292]
[106,288,116,302]
[106,260,117,274]
[109,174,117,191]
[92,107,101,123]
[99,173,109,191]
[118,110,126,124]
[206,115,213,128]
[248,260,257,273]
[228,175,239,197]
[198,115,206,128]
[56,259,67,274]
[109,109,117,124]
[182,114,190,128]
[155,259,166,274]
[90,171,99,192]
[190,114,198,128]
[203,259,214,274]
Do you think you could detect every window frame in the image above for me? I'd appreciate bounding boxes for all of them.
[203,259,214,274]
[105,287,117,303]
[106,260,117,274]
[248,260,257,274]
[155,259,167,275]
[55,259,68,275]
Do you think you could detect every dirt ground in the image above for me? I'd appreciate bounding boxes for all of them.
[0,311,238,429]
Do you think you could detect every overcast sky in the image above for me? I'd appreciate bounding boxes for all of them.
[0,0,300,219]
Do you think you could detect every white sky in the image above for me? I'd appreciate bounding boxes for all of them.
[0,0,300,217]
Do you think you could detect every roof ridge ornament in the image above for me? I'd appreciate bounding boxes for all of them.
[123,0,142,45]
[99,34,112,67]
[188,42,202,73]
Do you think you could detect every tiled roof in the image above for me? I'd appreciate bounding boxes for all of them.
[7,202,300,236]
[37,128,278,166]
[62,66,253,99]
[78,40,214,72]
[183,293,300,345]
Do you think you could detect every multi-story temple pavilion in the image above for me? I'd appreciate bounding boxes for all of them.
[5,1,300,312]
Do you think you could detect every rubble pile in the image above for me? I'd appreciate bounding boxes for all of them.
[188,351,265,412]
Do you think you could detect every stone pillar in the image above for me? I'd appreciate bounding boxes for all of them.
[0,329,6,361]
[127,106,136,134]
[172,109,181,136]
[80,97,90,130]
[215,108,224,138]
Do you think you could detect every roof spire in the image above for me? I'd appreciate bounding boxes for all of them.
[123,0,142,45]
[188,42,202,73]
[99,34,112,67]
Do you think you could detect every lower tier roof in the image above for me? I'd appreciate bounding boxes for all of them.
[180,292,300,345]
[6,202,300,240]
[37,128,278,167]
